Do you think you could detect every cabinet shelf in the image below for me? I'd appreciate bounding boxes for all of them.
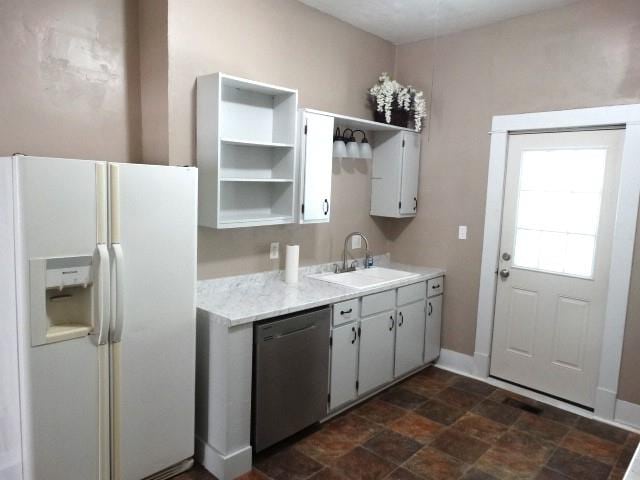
[217,180,294,229]
[220,178,294,183]
[197,73,298,228]
[304,108,417,133]
[220,138,294,148]
[219,213,294,228]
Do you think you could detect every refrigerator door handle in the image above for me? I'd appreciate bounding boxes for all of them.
[93,243,110,345]
[111,243,125,343]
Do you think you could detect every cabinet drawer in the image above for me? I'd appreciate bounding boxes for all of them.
[361,290,395,317]
[397,281,426,306]
[427,276,444,297]
[333,299,359,326]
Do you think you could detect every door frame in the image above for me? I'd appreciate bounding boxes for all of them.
[474,104,640,419]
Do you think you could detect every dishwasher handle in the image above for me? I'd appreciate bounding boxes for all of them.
[275,324,316,340]
[255,307,330,343]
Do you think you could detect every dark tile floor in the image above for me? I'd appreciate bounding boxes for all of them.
[176,367,639,480]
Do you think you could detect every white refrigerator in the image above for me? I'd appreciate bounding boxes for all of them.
[0,155,197,480]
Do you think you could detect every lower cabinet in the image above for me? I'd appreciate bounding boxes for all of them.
[329,323,359,411]
[395,299,426,377]
[328,277,443,413]
[358,312,395,395]
[425,294,442,364]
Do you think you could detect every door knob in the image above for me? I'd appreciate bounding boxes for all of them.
[499,268,510,279]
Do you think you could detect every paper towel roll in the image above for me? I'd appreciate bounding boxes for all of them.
[285,244,299,284]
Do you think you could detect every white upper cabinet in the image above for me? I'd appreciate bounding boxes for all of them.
[197,73,298,229]
[399,132,421,215]
[298,110,334,223]
[371,131,421,218]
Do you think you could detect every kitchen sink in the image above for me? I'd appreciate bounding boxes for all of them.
[307,267,420,289]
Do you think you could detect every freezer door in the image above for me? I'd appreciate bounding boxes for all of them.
[109,163,197,480]
[14,156,107,480]
[0,158,22,480]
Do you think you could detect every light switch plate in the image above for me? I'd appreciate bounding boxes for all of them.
[269,242,279,260]
[351,236,362,249]
[458,226,467,240]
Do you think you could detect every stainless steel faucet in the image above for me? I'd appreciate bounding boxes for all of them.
[339,232,372,273]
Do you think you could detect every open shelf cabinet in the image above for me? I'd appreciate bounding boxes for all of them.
[197,73,298,228]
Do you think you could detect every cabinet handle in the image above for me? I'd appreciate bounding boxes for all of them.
[389,315,394,331]
[428,302,433,316]
[432,283,440,290]
[398,311,404,327]
[414,197,417,211]
[323,198,329,215]
[340,308,353,315]
[351,326,357,344]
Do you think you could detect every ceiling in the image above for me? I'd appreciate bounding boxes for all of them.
[298,0,585,44]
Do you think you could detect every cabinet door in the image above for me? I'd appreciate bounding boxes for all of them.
[329,323,359,410]
[395,299,426,377]
[300,111,334,223]
[424,295,442,364]
[399,132,421,215]
[358,312,395,395]
[370,131,403,217]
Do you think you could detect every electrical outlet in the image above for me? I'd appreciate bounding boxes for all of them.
[269,242,279,260]
[458,226,468,240]
[351,236,362,249]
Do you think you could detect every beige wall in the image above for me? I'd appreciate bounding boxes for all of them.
[392,0,640,403]
[167,0,396,278]
[139,0,169,165]
[0,0,140,162]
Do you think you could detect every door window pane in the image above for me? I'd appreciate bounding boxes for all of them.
[565,234,596,277]
[512,148,606,278]
[514,229,539,269]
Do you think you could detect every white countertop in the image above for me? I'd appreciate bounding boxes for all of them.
[197,256,445,327]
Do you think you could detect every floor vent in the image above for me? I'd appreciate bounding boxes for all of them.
[502,397,544,415]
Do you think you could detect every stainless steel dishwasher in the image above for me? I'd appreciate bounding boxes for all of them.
[253,306,330,452]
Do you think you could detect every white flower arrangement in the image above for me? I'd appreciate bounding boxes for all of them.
[413,89,426,132]
[368,72,427,132]
[369,73,399,123]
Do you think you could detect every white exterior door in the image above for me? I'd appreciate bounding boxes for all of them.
[399,132,420,215]
[358,313,395,395]
[329,323,358,410]
[395,300,426,377]
[109,163,197,480]
[300,111,333,222]
[490,130,623,407]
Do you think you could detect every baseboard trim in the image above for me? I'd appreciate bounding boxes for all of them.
[434,349,640,433]
[595,387,618,420]
[473,351,490,377]
[436,349,475,375]
[195,437,252,480]
[615,399,640,430]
